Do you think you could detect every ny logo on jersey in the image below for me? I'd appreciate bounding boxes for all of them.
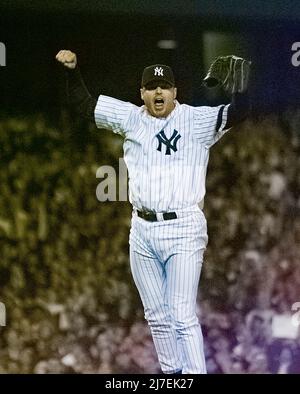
[156,129,181,155]
[154,67,164,76]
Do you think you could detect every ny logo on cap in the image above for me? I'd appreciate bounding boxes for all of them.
[154,67,164,76]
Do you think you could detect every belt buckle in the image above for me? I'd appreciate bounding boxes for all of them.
[156,212,164,221]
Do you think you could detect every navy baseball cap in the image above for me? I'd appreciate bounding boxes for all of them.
[141,64,175,88]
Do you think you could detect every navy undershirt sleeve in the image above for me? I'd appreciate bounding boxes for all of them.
[66,66,97,122]
[224,92,250,129]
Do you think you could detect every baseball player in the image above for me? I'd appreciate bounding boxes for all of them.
[56,50,251,374]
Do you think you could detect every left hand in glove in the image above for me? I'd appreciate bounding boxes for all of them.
[203,55,252,95]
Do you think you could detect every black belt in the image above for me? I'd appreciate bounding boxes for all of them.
[137,210,177,222]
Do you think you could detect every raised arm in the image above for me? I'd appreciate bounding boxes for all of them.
[203,55,252,130]
[225,91,250,129]
[55,50,96,121]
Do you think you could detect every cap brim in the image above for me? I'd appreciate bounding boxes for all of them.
[143,79,175,88]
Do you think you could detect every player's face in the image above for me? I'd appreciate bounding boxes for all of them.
[140,82,177,118]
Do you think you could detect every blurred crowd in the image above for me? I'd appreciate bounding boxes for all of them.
[0,110,300,373]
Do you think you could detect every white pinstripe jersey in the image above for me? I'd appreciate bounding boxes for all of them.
[95,95,231,212]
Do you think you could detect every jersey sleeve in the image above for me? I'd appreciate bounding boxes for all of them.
[94,95,136,137]
[193,104,231,148]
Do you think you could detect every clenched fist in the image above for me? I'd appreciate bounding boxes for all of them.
[55,50,77,69]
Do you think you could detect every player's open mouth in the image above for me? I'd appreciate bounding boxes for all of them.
[154,98,164,108]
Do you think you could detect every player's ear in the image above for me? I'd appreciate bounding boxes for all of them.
[173,87,177,100]
[140,87,145,101]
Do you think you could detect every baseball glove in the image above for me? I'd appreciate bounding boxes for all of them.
[203,55,252,94]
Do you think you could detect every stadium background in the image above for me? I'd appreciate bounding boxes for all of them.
[0,0,300,373]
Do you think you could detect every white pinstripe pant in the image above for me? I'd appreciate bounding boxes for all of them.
[129,208,208,374]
